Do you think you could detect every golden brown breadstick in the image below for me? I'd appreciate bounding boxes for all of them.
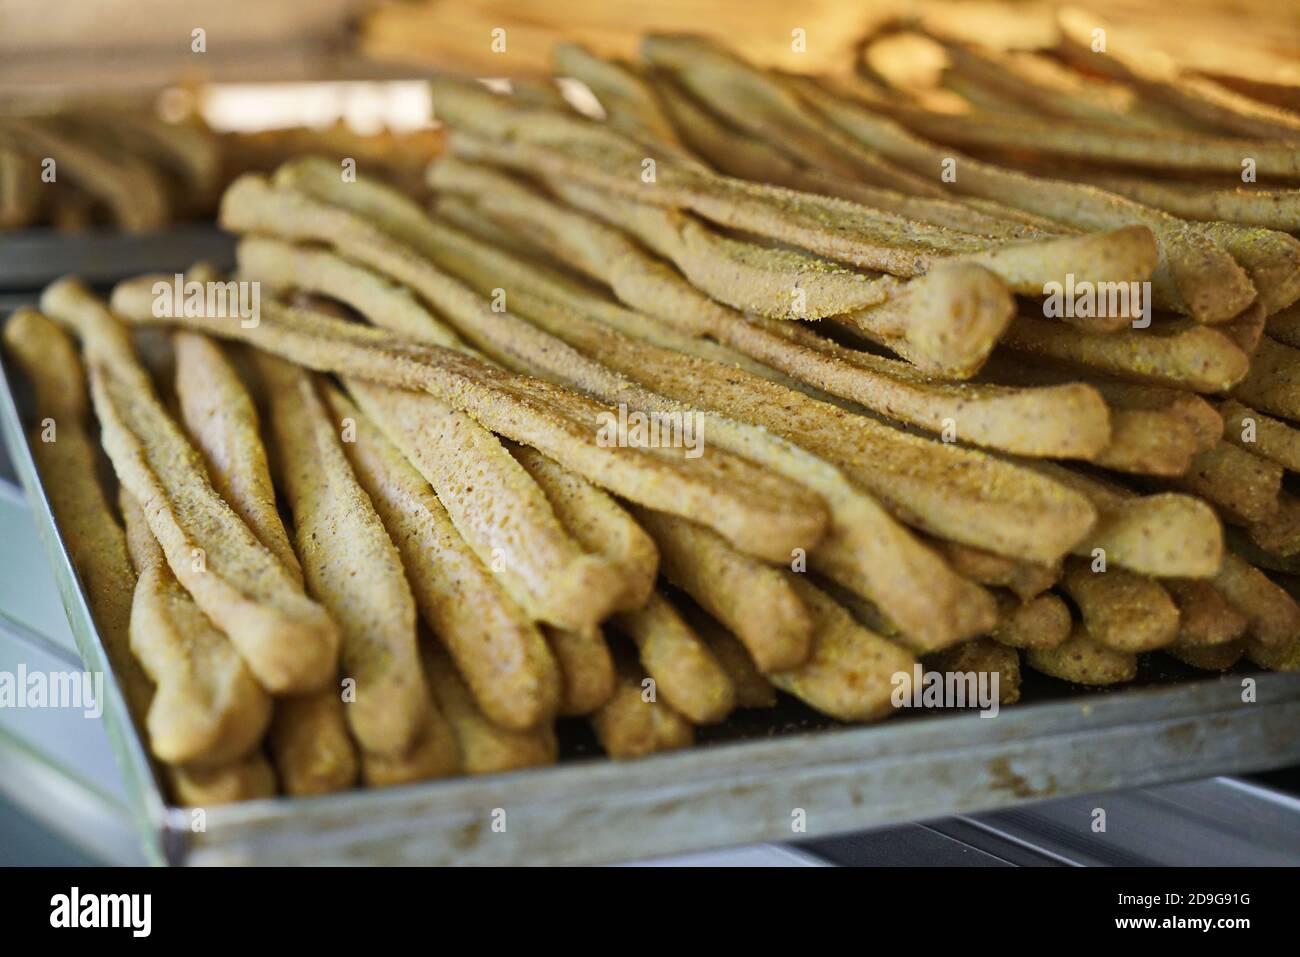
[613,593,735,724]
[633,508,810,672]
[767,577,918,720]
[323,388,561,731]
[1248,493,1300,557]
[1025,624,1139,686]
[166,753,276,806]
[1031,463,1222,578]
[2,308,154,723]
[544,625,616,716]
[1219,399,1300,472]
[1000,314,1250,393]
[269,691,358,796]
[926,638,1022,705]
[1060,557,1180,652]
[791,73,1256,324]
[1232,336,1300,421]
[257,355,429,757]
[112,260,828,566]
[933,540,1060,601]
[1168,641,1246,671]
[590,652,694,759]
[345,379,628,631]
[0,117,169,232]
[510,444,657,613]
[263,195,1012,650]
[1173,442,1281,525]
[988,591,1072,650]
[422,641,556,774]
[1164,579,1248,648]
[1213,553,1300,648]
[553,41,688,151]
[172,331,302,583]
[238,236,460,349]
[683,607,778,709]
[359,703,461,788]
[120,490,271,767]
[40,279,339,694]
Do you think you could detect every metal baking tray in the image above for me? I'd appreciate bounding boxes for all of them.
[3,312,1300,866]
[0,225,235,291]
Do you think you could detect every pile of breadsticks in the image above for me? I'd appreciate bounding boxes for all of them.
[5,24,1300,805]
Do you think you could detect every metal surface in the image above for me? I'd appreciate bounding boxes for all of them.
[0,224,235,290]
[3,320,1300,866]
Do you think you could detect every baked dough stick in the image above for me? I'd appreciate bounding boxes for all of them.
[343,380,627,632]
[172,332,302,583]
[430,82,1159,299]
[424,174,1109,458]
[509,444,657,613]
[987,591,1072,651]
[591,650,694,759]
[441,160,1014,380]
[630,42,1261,322]
[0,118,169,232]
[1053,171,1300,232]
[322,390,559,730]
[0,148,41,228]
[1213,553,1300,651]
[360,701,461,788]
[1060,558,1180,652]
[1025,623,1139,686]
[1030,463,1222,578]
[980,355,1223,453]
[111,274,826,567]
[434,264,1088,570]
[401,248,1078,644]
[612,592,735,724]
[767,577,919,721]
[1171,442,1282,525]
[932,541,1060,602]
[864,102,1300,178]
[1219,399,1300,471]
[641,35,948,197]
[1248,494,1300,557]
[925,638,1022,706]
[999,314,1250,393]
[40,278,339,694]
[543,624,616,716]
[777,79,1256,324]
[271,157,1107,457]
[679,605,778,708]
[1232,336,1300,422]
[257,355,429,758]
[422,641,556,774]
[1164,580,1248,648]
[553,42,689,153]
[269,691,358,796]
[2,308,154,725]
[120,490,271,767]
[1167,641,1246,672]
[166,754,277,806]
[632,508,810,672]
[1055,8,1300,140]
[651,72,1054,239]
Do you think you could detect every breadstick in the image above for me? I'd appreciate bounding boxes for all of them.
[40,278,339,694]
[257,355,429,757]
